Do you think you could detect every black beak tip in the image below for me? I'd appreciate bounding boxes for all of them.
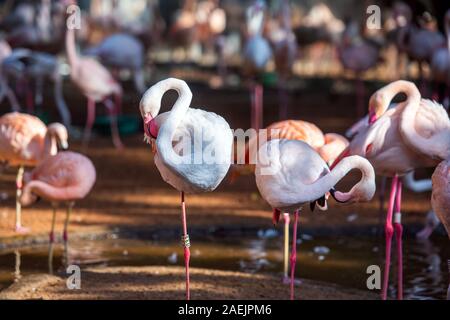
[310,201,316,212]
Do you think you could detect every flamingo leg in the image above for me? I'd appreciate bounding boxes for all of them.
[381,175,399,300]
[63,203,73,267]
[14,166,27,233]
[83,98,96,148]
[104,98,124,149]
[282,213,290,284]
[447,260,450,300]
[48,206,56,275]
[393,180,403,300]
[14,250,21,281]
[290,210,299,300]
[378,177,387,238]
[181,192,191,300]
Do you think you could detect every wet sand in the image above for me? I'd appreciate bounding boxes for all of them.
[0,266,378,300]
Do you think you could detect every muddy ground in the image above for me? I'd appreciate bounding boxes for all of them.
[0,266,378,300]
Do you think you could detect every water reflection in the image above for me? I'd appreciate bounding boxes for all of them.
[0,233,448,300]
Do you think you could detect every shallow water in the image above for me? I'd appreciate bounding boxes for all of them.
[0,230,448,300]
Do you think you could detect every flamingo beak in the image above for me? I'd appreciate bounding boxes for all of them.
[60,140,69,150]
[143,115,158,141]
[368,111,377,125]
[329,188,347,204]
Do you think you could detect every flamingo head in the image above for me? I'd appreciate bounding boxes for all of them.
[309,193,329,212]
[142,114,159,144]
[368,90,388,124]
[47,123,69,150]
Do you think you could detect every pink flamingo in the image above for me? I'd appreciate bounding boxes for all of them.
[338,20,380,117]
[268,0,297,120]
[65,15,124,149]
[347,110,439,240]
[0,112,68,232]
[255,139,375,299]
[233,119,348,284]
[243,0,272,129]
[431,159,450,299]
[20,151,96,273]
[333,80,450,300]
[140,78,233,300]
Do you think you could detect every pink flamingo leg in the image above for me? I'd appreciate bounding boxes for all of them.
[83,98,96,148]
[381,175,398,300]
[282,213,290,284]
[393,180,403,300]
[181,192,191,300]
[290,210,299,300]
[104,98,124,149]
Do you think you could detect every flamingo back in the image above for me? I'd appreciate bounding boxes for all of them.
[0,113,47,166]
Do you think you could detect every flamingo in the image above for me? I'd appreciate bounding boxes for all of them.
[430,10,450,108]
[84,33,146,94]
[333,80,450,300]
[1,49,71,128]
[338,20,380,117]
[347,109,439,240]
[430,159,450,299]
[65,13,124,149]
[268,0,297,120]
[19,151,96,273]
[233,119,348,284]
[139,78,233,300]
[243,0,272,130]
[0,112,68,232]
[255,139,375,299]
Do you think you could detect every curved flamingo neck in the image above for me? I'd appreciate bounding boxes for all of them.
[21,180,63,206]
[141,78,193,168]
[306,156,375,204]
[65,27,79,68]
[398,81,450,160]
[41,133,57,160]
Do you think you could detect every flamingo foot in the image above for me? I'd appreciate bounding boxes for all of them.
[283,276,302,285]
[15,226,30,234]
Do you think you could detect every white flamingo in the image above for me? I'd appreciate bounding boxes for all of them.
[139,78,233,300]
[243,0,272,129]
[255,139,376,299]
